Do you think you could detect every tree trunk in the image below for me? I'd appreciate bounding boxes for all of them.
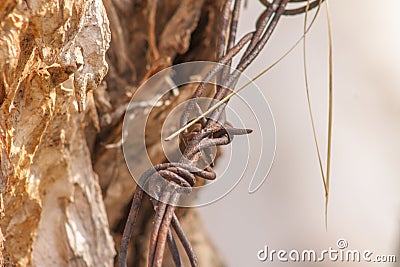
[0,0,226,266]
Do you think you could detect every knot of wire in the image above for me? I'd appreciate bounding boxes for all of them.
[119,1,323,266]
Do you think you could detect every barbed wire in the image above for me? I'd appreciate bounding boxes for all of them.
[119,0,324,266]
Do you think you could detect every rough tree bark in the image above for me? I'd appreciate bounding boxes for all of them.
[1,0,226,266]
[0,0,114,265]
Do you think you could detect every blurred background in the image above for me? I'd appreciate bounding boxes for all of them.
[197,1,400,266]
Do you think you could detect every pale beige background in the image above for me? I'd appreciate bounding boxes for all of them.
[198,1,400,266]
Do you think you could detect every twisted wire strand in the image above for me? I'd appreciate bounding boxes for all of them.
[148,122,250,267]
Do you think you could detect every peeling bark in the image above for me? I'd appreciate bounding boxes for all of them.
[0,0,113,266]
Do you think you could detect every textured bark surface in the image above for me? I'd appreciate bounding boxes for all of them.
[0,0,226,266]
[0,0,113,266]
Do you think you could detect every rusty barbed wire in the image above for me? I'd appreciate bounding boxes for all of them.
[119,0,324,266]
